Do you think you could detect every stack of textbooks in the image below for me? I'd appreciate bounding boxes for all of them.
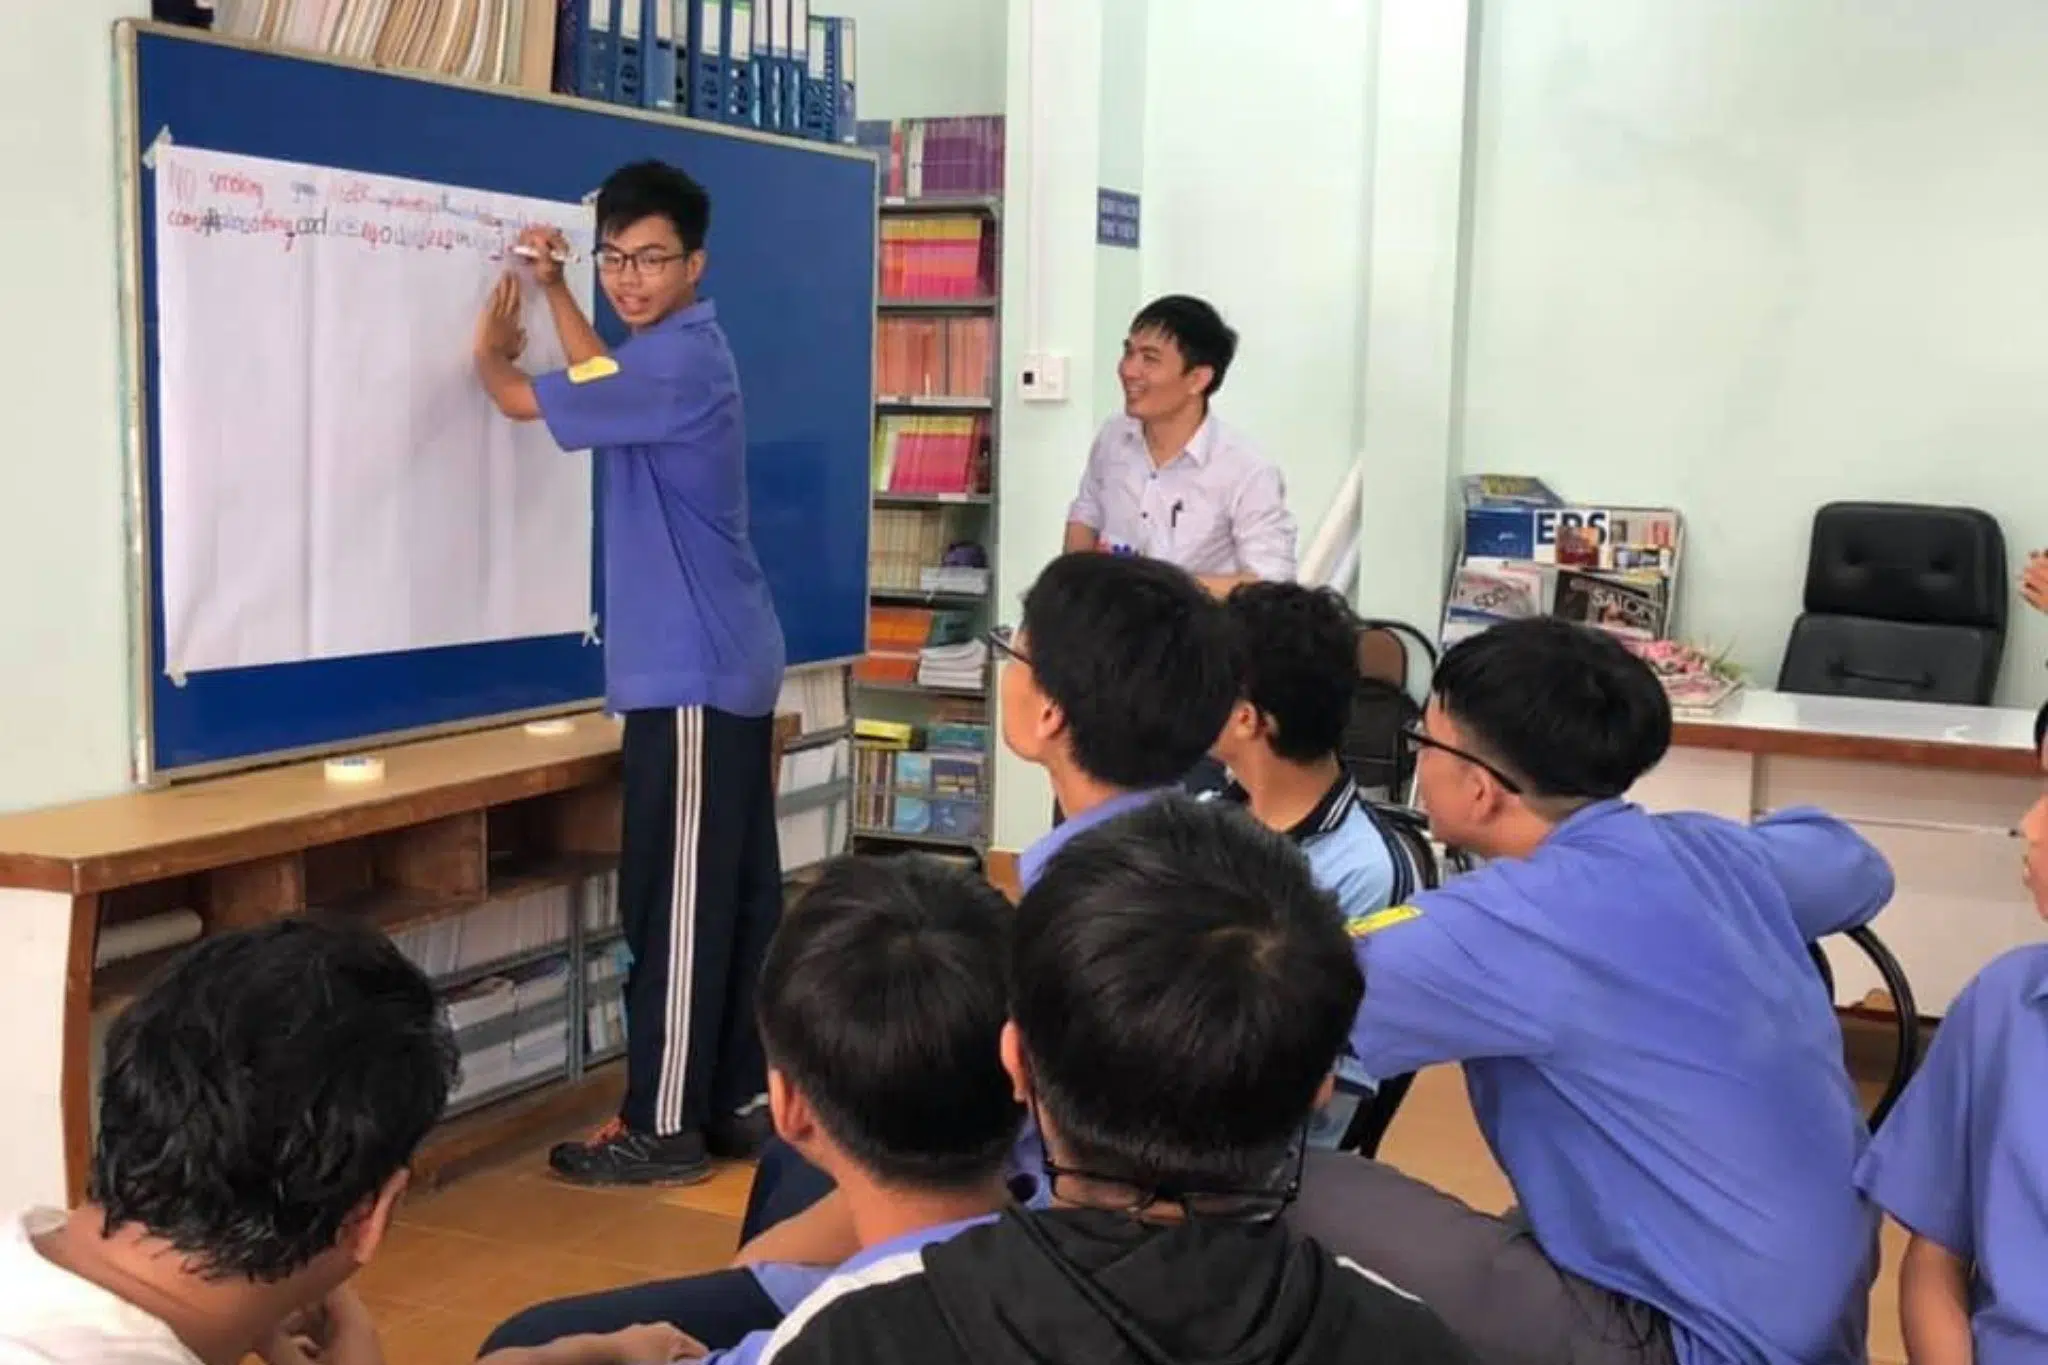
[1444,475,1683,648]
[875,316,994,400]
[879,215,995,299]
[858,116,1006,199]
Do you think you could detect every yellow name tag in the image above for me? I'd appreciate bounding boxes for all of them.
[567,355,620,385]
[1347,905,1421,939]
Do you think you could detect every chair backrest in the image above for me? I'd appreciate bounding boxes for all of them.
[1777,501,2007,705]
[1341,619,1437,801]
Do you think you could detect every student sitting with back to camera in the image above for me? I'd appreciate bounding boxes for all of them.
[1296,617,1892,1365]
[1200,580,1423,1146]
[0,918,684,1365]
[480,854,1028,1363]
[1852,699,2048,1365]
[749,796,1474,1365]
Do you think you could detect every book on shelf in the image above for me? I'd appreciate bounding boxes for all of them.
[917,637,987,692]
[1554,569,1668,642]
[1461,473,1563,509]
[776,667,849,736]
[1463,503,1681,576]
[857,115,1005,199]
[209,0,558,91]
[876,315,995,399]
[873,414,986,496]
[879,216,994,300]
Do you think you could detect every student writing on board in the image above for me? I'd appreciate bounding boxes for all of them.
[472,160,788,1188]
[1063,296,1299,596]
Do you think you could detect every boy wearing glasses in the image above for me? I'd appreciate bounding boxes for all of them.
[473,160,787,1187]
[748,797,1472,1365]
[1295,618,1892,1365]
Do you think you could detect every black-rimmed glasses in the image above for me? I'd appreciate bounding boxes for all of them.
[1037,1126,1308,1226]
[1401,723,1525,795]
[987,625,1027,665]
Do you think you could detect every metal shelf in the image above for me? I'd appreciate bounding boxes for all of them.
[873,491,992,507]
[875,394,993,411]
[878,297,998,312]
[854,679,988,700]
[869,588,989,608]
[880,195,1000,215]
[853,828,988,854]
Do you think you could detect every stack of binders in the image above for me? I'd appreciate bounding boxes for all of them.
[554,0,855,142]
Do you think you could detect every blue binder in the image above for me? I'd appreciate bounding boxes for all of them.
[644,0,678,111]
[799,13,832,141]
[581,0,618,101]
[683,0,721,118]
[727,0,759,127]
[830,16,855,143]
[613,0,645,106]
[785,0,809,133]
[761,0,787,133]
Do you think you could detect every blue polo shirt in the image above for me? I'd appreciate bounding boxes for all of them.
[1855,944,2048,1364]
[1350,801,1893,1365]
[531,300,785,717]
[1018,788,1165,888]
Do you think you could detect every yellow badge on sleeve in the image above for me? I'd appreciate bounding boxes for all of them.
[567,355,620,385]
[1347,905,1422,939]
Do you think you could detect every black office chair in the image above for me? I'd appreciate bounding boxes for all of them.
[1778,501,2005,1128]
[1341,618,1437,801]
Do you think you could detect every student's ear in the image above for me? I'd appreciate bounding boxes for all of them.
[767,1068,814,1148]
[1185,363,1215,398]
[337,1167,409,1268]
[999,1021,1033,1104]
[683,248,708,289]
[1313,1074,1337,1112]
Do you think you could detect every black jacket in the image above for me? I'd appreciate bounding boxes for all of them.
[763,1208,1477,1365]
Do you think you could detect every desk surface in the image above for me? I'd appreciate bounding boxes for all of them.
[0,713,623,895]
[1674,689,2038,777]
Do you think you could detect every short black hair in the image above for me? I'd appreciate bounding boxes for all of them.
[1129,295,1239,396]
[93,918,458,1281]
[595,160,711,252]
[758,855,1020,1190]
[1225,582,1360,763]
[1021,553,1238,789]
[2035,699,2047,750]
[1012,797,1362,1190]
[1433,617,1672,800]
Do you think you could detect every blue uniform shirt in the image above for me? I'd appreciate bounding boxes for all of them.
[1351,801,1892,1365]
[531,300,785,716]
[1855,944,2048,1365]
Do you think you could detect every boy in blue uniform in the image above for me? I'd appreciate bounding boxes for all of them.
[1292,618,1893,1365]
[474,160,786,1185]
[1853,700,2048,1364]
[1200,581,1416,1147]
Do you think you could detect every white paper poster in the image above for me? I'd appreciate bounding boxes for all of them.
[152,145,598,677]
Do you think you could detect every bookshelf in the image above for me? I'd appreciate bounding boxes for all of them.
[854,131,1003,862]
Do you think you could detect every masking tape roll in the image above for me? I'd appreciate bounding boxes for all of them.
[324,755,386,785]
[524,718,577,737]
[95,909,203,968]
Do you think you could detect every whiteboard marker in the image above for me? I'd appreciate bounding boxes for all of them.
[511,244,571,263]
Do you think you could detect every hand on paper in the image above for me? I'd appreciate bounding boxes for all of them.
[2024,551,2048,613]
[475,274,527,363]
[518,225,570,287]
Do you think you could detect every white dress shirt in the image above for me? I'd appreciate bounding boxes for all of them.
[1066,415,1298,579]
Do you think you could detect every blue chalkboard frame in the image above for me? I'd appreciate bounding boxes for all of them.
[117,22,874,779]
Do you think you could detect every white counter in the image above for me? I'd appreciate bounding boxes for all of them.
[1630,689,2040,1016]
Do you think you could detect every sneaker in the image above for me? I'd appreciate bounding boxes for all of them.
[705,1103,773,1161]
[548,1120,711,1186]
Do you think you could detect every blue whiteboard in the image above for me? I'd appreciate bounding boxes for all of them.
[120,24,874,777]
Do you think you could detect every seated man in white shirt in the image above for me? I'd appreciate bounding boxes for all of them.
[1064,295,1297,597]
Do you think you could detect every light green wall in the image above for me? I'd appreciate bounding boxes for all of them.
[833,0,1007,121]
[1459,1,2048,703]
[1137,1,1378,536]
[0,3,150,813]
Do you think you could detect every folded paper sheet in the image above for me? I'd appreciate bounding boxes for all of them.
[153,145,597,676]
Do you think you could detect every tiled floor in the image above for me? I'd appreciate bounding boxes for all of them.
[374,1067,1906,1365]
